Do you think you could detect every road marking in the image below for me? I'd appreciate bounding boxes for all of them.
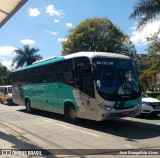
[43,119,101,137]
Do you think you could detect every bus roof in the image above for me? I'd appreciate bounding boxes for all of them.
[65,52,131,60]
[12,52,131,72]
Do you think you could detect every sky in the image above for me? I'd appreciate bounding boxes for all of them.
[0,0,160,70]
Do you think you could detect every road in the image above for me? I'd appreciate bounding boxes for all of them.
[0,103,160,158]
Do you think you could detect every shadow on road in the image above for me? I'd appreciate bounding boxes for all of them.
[18,109,160,141]
[1,103,19,106]
[0,129,52,158]
[137,115,160,120]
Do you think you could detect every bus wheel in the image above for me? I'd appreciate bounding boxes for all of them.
[65,104,78,123]
[25,100,32,113]
[7,99,13,105]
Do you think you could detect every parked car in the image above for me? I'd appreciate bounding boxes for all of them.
[141,96,160,117]
[0,85,13,105]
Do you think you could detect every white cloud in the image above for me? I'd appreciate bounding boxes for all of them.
[46,5,65,17]
[1,61,12,70]
[20,39,35,45]
[0,46,16,56]
[57,38,67,42]
[46,31,58,35]
[0,46,16,70]
[130,21,160,46]
[66,23,73,27]
[54,19,60,23]
[29,8,40,17]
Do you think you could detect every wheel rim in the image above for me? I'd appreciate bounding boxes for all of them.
[70,107,77,119]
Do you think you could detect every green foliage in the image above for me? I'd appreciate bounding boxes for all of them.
[146,28,160,55]
[12,44,43,69]
[146,30,160,74]
[130,0,160,30]
[140,69,156,92]
[0,63,11,85]
[136,59,150,74]
[148,55,160,72]
[62,18,136,56]
[146,92,160,99]
[138,29,160,92]
[156,95,160,100]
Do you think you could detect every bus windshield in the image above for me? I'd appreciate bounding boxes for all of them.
[93,57,141,101]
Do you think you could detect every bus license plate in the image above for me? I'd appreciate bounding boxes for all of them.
[155,106,160,110]
[122,111,130,116]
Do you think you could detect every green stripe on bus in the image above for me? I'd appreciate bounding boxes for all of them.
[21,82,79,111]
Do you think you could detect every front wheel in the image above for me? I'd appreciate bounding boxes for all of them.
[25,100,32,113]
[65,104,78,124]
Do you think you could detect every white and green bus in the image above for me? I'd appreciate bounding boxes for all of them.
[12,52,141,123]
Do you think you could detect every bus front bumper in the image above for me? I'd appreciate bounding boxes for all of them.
[97,106,141,121]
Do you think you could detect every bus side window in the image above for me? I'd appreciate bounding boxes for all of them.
[53,59,74,85]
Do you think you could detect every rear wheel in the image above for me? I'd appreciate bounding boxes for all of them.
[7,99,13,105]
[65,104,78,123]
[25,99,32,113]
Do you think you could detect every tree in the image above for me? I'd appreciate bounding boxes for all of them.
[146,28,160,55]
[12,44,43,69]
[130,0,160,30]
[62,18,136,56]
[146,29,160,77]
[0,63,11,85]
[139,29,160,92]
[140,69,156,92]
[135,58,150,74]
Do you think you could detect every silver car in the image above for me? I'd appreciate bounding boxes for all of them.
[141,96,160,117]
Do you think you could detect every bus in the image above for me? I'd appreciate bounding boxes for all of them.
[12,52,141,123]
[0,85,13,104]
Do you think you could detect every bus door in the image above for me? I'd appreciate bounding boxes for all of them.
[74,60,96,120]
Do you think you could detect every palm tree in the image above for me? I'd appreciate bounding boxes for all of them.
[12,44,43,69]
[130,0,160,30]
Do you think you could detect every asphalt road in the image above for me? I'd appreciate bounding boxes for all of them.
[0,103,160,158]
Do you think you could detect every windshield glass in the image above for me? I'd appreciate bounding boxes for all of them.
[93,57,141,101]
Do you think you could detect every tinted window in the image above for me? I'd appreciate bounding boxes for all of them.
[12,59,74,86]
[74,57,94,98]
